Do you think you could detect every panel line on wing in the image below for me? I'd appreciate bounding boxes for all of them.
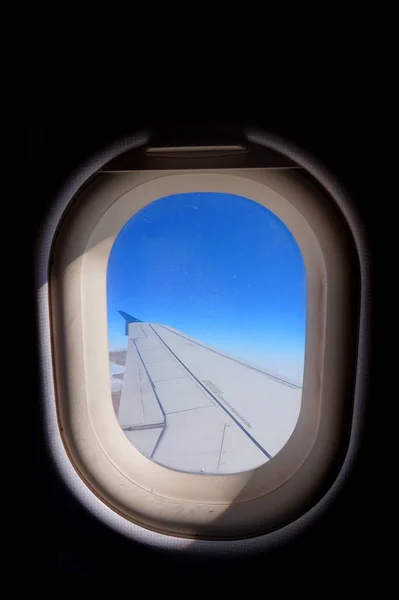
[217,423,228,472]
[148,324,273,460]
[166,405,217,416]
[132,338,166,420]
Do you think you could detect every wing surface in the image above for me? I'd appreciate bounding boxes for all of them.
[114,316,302,474]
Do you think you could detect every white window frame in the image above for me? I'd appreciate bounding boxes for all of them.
[37,130,369,554]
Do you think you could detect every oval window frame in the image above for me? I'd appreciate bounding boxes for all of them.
[35,127,370,555]
[48,165,359,540]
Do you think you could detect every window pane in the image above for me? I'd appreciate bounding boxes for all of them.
[107,193,306,474]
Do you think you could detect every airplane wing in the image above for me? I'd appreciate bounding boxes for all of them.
[113,313,302,475]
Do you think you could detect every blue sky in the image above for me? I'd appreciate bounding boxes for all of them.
[107,192,306,383]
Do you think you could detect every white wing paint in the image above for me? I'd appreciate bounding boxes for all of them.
[113,313,302,475]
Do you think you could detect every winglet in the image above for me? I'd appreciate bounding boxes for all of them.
[118,311,142,335]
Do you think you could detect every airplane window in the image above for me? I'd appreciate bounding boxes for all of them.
[47,155,363,542]
[107,192,306,475]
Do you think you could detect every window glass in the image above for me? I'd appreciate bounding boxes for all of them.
[107,193,306,474]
